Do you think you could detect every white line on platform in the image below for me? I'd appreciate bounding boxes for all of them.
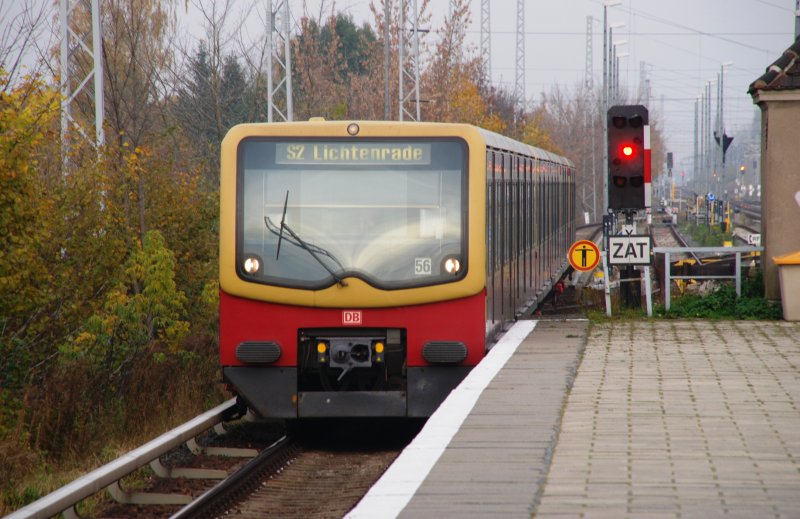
[344,320,538,519]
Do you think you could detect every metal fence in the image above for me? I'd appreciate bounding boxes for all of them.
[653,246,764,311]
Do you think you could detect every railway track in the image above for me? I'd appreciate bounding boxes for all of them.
[732,222,760,245]
[202,439,402,518]
[173,420,414,519]
[10,402,414,519]
[650,222,701,264]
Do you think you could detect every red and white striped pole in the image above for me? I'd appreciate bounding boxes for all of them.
[643,124,651,208]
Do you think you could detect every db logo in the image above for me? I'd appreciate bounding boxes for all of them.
[342,310,362,325]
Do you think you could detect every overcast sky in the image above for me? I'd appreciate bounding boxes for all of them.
[4,0,796,175]
[266,0,795,175]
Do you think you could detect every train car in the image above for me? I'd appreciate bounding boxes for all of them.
[219,120,575,419]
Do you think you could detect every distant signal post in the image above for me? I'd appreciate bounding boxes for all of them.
[606,104,651,310]
[607,105,650,211]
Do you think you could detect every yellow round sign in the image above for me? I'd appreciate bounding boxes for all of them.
[568,240,600,272]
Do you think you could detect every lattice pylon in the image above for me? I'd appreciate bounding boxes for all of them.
[59,0,104,152]
[398,0,421,121]
[267,0,293,122]
[514,0,525,113]
[584,16,593,90]
[481,0,491,85]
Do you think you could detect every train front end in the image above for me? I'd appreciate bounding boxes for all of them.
[219,121,486,418]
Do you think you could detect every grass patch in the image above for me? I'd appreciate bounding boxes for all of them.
[656,272,781,320]
[587,271,781,321]
[656,284,781,319]
[680,222,733,246]
[587,307,648,322]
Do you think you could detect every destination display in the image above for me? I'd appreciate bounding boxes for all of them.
[276,142,432,166]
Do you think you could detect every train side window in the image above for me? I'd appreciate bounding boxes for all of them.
[487,150,494,276]
[494,151,501,272]
[505,152,512,266]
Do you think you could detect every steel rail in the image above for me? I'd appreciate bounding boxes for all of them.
[7,398,238,519]
[668,223,703,265]
[170,435,297,519]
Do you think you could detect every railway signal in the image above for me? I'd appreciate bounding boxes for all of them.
[607,105,650,210]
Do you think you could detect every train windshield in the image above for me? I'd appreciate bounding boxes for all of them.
[237,138,467,289]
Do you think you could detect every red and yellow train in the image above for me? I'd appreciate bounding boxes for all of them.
[219,120,575,418]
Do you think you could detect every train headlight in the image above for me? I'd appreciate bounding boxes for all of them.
[317,341,328,364]
[443,257,462,275]
[373,341,385,363]
[243,255,262,274]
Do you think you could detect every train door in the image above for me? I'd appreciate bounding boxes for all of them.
[534,165,541,298]
[511,154,519,313]
[514,156,525,309]
[493,152,503,331]
[486,150,494,330]
[503,152,513,324]
[544,169,550,282]
[548,169,553,280]
[521,157,531,301]
[487,150,502,340]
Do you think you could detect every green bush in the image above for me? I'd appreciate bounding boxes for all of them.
[681,222,733,247]
[657,273,782,320]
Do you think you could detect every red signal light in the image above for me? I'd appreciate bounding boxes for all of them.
[607,105,649,210]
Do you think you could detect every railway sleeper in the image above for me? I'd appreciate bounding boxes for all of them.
[106,480,192,506]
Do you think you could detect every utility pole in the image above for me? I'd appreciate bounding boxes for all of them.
[694,97,699,194]
[59,0,104,156]
[714,72,720,193]
[795,0,800,38]
[701,86,707,196]
[602,4,609,213]
[481,0,491,85]
[638,61,651,105]
[706,81,712,197]
[602,1,622,214]
[384,0,391,120]
[266,0,293,122]
[614,45,618,102]
[584,16,593,90]
[398,0,421,121]
[584,15,595,219]
[514,0,525,114]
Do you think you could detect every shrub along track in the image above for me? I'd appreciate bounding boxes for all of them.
[96,419,416,519]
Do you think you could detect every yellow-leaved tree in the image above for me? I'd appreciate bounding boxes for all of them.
[0,70,61,495]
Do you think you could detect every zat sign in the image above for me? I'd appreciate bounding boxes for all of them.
[342,310,362,325]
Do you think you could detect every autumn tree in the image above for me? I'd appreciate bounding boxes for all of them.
[0,73,59,441]
[364,0,434,120]
[171,0,257,184]
[292,15,349,120]
[174,44,248,183]
[532,82,666,221]
[422,0,470,121]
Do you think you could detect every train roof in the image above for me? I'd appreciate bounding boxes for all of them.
[476,126,574,169]
[226,119,574,169]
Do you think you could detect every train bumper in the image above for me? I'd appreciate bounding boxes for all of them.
[223,365,472,418]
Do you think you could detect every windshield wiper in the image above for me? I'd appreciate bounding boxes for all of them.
[276,190,289,260]
[264,216,348,287]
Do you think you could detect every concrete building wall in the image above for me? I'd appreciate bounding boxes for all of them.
[754,90,800,300]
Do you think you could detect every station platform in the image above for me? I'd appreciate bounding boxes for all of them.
[347,318,800,518]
